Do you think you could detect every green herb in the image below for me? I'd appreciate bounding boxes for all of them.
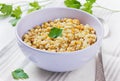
[64,0,81,9]
[11,6,22,19]
[12,68,29,80]
[29,1,41,9]
[0,1,43,26]
[86,0,96,3]
[9,18,20,26]
[0,4,12,16]
[48,27,63,38]
[0,0,119,27]
[0,3,3,6]
[27,8,36,13]
[64,0,96,14]
[9,6,22,26]
[81,0,96,14]
[27,1,41,13]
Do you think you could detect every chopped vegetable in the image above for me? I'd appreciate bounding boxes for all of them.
[12,68,29,80]
[48,27,63,38]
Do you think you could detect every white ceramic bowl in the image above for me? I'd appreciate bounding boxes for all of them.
[16,7,104,72]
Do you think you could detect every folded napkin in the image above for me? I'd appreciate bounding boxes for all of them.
[0,40,95,81]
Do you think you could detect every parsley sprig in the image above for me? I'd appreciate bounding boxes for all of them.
[81,0,96,14]
[11,6,22,19]
[28,1,41,13]
[9,6,22,26]
[0,1,42,26]
[0,4,12,16]
[64,0,96,14]
[64,0,120,14]
[0,1,120,26]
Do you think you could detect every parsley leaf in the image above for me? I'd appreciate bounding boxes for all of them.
[64,0,81,9]
[0,4,3,9]
[86,0,96,3]
[81,0,96,14]
[64,0,96,14]
[29,1,41,9]
[12,68,29,80]
[10,6,22,26]
[48,27,63,38]
[9,18,20,26]
[0,4,12,16]
[27,8,36,13]
[11,6,22,19]
[27,1,41,13]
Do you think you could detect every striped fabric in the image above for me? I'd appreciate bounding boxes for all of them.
[1,39,120,81]
[103,44,120,81]
[0,40,95,81]
[93,3,120,81]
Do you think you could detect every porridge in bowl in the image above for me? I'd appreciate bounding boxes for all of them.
[22,18,97,52]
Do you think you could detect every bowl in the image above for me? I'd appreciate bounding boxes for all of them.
[16,7,104,72]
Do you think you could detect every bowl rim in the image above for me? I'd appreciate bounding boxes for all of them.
[16,7,104,55]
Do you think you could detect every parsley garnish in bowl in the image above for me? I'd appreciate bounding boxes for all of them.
[48,27,63,38]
